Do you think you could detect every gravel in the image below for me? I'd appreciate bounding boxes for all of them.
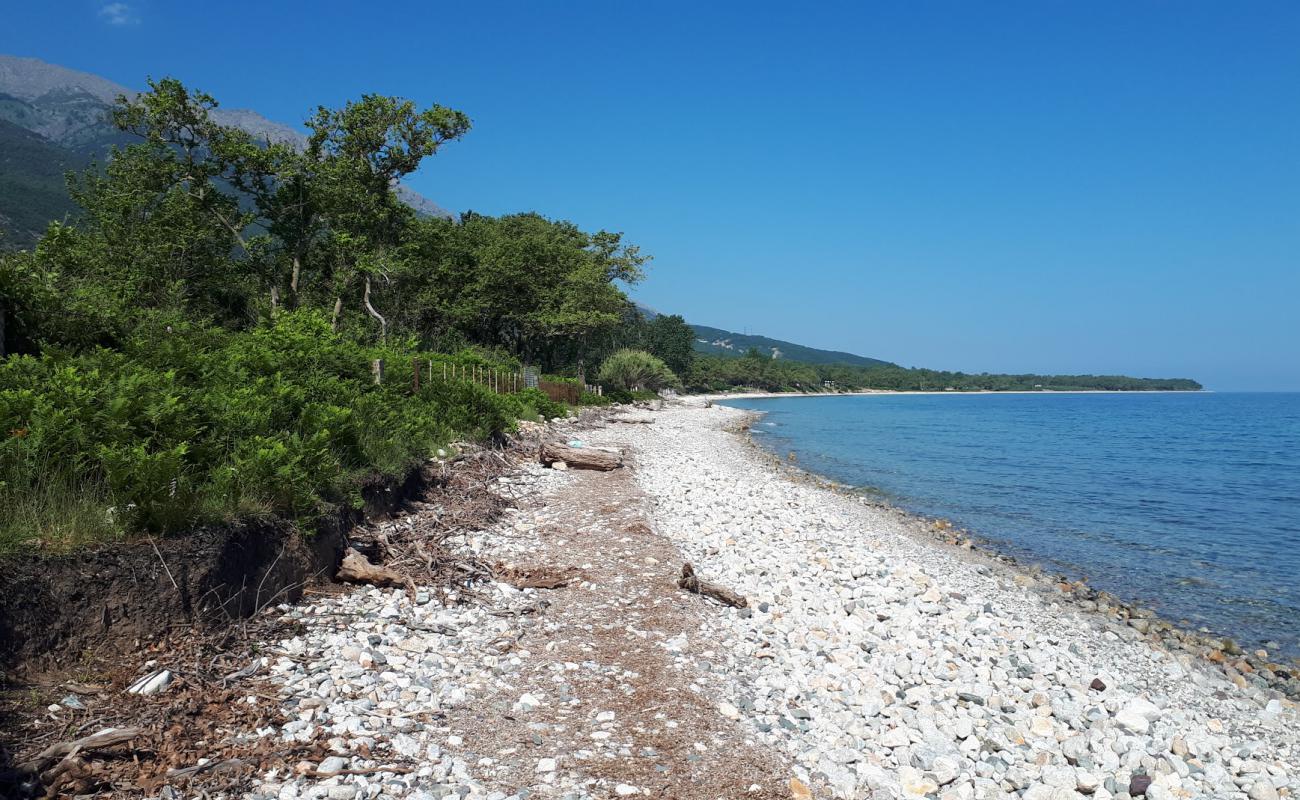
[250,402,1298,800]
[599,401,1299,799]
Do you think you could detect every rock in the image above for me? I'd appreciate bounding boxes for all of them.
[1090,678,1107,691]
[536,757,557,773]
[1128,774,1152,796]
[1247,779,1279,800]
[1076,771,1101,794]
[614,784,640,796]
[1023,786,1084,800]
[789,777,813,800]
[1115,699,1162,734]
[899,766,940,797]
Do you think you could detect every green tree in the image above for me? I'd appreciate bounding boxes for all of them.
[642,314,695,375]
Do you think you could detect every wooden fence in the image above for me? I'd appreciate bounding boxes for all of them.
[369,358,601,399]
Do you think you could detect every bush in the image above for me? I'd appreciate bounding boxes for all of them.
[0,310,536,552]
[596,349,677,392]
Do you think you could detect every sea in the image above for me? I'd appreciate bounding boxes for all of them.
[720,392,1300,658]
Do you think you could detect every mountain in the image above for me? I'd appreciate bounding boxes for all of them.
[633,303,894,367]
[0,118,85,244]
[0,55,452,247]
[689,323,894,367]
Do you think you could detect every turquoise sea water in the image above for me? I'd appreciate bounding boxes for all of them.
[721,392,1300,658]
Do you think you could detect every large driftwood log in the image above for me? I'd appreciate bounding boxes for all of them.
[677,562,748,608]
[610,414,655,424]
[337,547,403,587]
[540,441,622,471]
[18,727,143,774]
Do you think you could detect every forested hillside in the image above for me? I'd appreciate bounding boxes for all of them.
[689,323,894,367]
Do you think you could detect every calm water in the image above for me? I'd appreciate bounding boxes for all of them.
[722,392,1300,657]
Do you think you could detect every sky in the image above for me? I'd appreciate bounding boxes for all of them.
[4,1,1298,390]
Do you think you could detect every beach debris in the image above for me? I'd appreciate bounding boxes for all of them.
[540,440,622,470]
[59,694,86,710]
[497,564,579,590]
[126,669,173,696]
[17,726,144,775]
[336,547,404,587]
[677,562,748,608]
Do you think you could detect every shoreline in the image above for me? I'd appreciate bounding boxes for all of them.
[607,402,1297,798]
[693,389,1207,402]
[7,402,1293,799]
[705,396,1300,682]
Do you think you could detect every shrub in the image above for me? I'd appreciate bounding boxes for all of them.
[0,309,537,551]
[596,349,677,392]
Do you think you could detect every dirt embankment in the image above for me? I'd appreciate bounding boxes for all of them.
[0,468,429,675]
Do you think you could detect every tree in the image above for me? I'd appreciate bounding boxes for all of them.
[303,94,470,338]
[642,314,695,375]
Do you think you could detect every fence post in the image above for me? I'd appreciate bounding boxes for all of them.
[411,358,421,393]
[371,359,385,385]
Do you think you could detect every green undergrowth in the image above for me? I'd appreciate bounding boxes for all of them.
[0,310,557,554]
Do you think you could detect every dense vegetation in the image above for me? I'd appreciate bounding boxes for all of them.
[619,316,1201,393]
[681,347,1202,393]
[0,80,645,552]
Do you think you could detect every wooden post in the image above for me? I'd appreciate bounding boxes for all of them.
[371,359,385,385]
[412,358,421,393]
[442,362,447,381]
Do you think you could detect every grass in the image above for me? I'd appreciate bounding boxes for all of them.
[0,472,125,555]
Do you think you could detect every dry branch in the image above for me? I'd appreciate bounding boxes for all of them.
[18,727,144,774]
[677,563,748,608]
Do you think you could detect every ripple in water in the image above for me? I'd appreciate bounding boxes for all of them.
[722,392,1300,657]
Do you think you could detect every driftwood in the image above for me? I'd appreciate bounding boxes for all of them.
[166,757,247,779]
[677,562,748,608]
[18,727,143,774]
[539,441,622,471]
[610,414,655,424]
[337,547,403,587]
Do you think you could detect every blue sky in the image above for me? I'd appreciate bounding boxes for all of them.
[5,2,1298,389]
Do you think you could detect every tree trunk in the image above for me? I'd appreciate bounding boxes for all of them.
[331,297,343,331]
[363,276,387,342]
[540,441,622,471]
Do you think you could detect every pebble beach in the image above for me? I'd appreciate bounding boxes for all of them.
[252,401,1297,800]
